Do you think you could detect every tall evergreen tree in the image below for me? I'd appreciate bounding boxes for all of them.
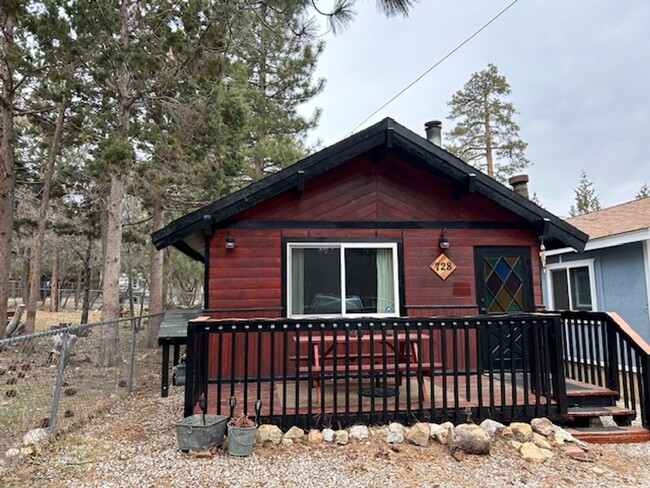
[445,64,530,183]
[569,171,601,217]
[636,182,649,200]
[235,3,324,179]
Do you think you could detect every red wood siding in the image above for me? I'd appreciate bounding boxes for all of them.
[205,152,543,375]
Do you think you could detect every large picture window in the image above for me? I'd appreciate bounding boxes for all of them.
[547,260,596,311]
[287,242,400,317]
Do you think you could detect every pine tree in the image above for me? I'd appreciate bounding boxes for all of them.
[636,183,649,200]
[305,0,415,33]
[569,171,601,217]
[445,64,530,183]
[235,3,324,179]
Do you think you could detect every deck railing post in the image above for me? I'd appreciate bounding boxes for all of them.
[605,318,620,394]
[638,354,650,429]
[548,316,568,416]
[184,320,197,418]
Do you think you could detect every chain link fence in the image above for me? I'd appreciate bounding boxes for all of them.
[0,313,164,471]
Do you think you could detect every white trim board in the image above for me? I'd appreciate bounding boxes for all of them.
[546,228,650,257]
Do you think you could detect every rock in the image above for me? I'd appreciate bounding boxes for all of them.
[479,419,505,436]
[284,426,305,440]
[553,426,590,450]
[549,432,565,446]
[322,428,335,442]
[5,448,20,458]
[405,422,430,447]
[509,440,523,450]
[531,418,555,438]
[532,433,552,450]
[509,422,533,443]
[369,426,388,439]
[520,442,553,463]
[429,423,445,436]
[256,425,283,445]
[563,444,590,462]
[307,429,323,445]
[500,427,513,437]
[387,422,405,444]
[334,429,349,445]
[349,425,370,442]
[592,467,605,475]
[433,422,454,444]
[23,428,48,446]
[281,438,293,446]
[453,424,491,455]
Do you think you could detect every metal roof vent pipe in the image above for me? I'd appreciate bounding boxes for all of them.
[509,174,530,199]
[425,120,442,146]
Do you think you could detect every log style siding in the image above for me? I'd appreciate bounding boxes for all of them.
[207,154,542,315]
[204,153,543,376]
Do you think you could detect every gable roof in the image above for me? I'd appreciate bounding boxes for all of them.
[567,197,650,240]
[152,117,588,260]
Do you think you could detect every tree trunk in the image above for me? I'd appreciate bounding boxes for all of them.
[21,254,30,304]
[75,269,81,309]
[99,174,123,366]
[98,179,121,360]
[50,242,59,312]
[80,238,92,324]
[147,199,164,347]
[0,16,16,339]
[99,0,130,366]
[24,98,67,333]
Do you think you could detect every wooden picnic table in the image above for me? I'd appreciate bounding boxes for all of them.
[293,331,436,402]
[157,309,200,397]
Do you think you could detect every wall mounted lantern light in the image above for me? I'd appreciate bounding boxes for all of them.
[225,233,235,251]
[439,229,450,250]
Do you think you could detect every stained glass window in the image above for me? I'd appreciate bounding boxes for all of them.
[483,256,525,313]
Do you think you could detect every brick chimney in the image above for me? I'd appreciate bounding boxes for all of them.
[509,174,529,198]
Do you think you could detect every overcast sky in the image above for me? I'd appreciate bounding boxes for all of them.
[300,0,650,217]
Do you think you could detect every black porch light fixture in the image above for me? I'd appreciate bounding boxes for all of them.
[439,229,450,250]
[225,233,235,251]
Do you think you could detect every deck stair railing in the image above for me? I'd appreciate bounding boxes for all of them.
[558,311,650,428]
[184,314,567,430]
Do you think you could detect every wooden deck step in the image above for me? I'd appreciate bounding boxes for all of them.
[567,426,650,444]
[565,406,636,418]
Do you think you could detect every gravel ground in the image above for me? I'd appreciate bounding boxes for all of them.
[4,365,650,487]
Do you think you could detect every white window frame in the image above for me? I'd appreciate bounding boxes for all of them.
[545,259,598,311]
[287,242,400,318]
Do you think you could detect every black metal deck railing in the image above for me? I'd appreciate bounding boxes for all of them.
[184,314,567,430]
[558,311,650,428]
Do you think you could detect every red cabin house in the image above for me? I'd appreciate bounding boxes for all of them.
[153,118,650,441]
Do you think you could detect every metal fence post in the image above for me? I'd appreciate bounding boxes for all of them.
[50,330,70,436]
[127,316,137,393]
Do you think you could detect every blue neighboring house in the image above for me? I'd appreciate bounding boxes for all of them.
[542,197,650,343]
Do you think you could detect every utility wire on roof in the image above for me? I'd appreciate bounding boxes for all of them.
[348,0,521,136]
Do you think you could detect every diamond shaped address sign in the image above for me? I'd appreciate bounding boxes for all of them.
[430,253,457,280]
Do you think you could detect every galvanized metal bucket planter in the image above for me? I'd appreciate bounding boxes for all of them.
[175,414,228,451]
[227,423,257,456]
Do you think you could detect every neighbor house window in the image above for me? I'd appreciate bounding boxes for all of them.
[287,242,400,317]
[547,260,596,311]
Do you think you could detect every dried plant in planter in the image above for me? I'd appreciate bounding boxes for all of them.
[229,414,255,428]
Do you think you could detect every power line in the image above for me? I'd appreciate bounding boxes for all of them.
[348,0,520,135]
